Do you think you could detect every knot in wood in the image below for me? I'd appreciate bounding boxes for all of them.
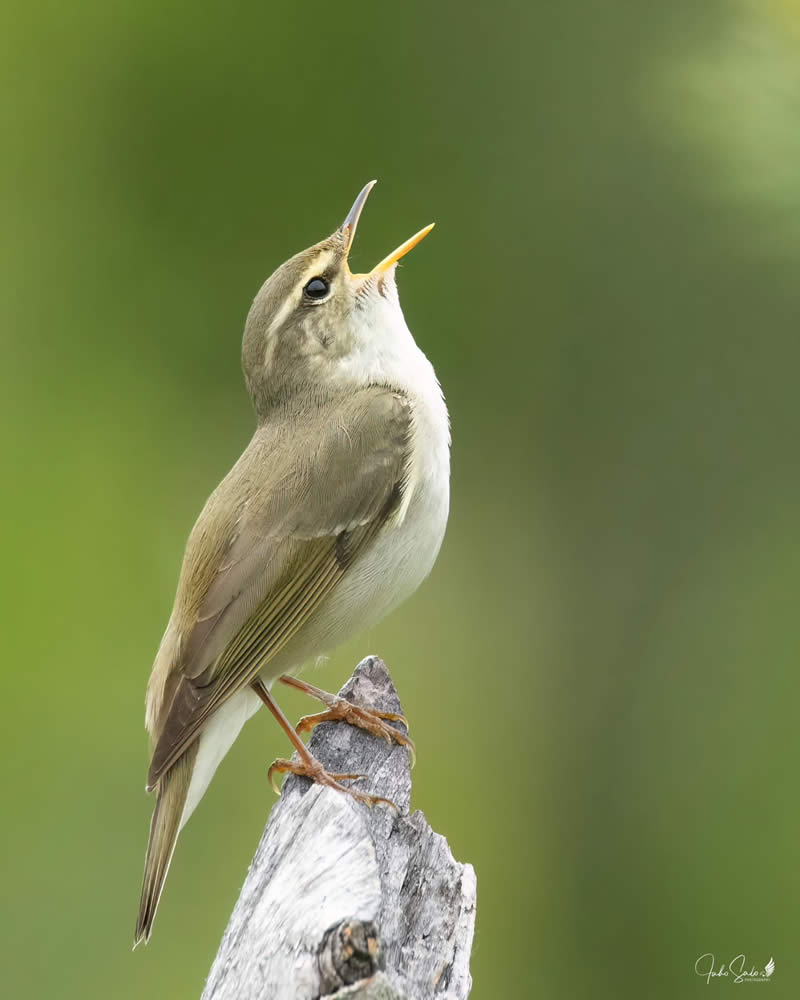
[317,918,383,992]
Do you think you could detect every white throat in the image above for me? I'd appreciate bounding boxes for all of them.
[335,286,450,526]
[337,286,447,414]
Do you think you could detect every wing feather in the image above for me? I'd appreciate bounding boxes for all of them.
[145,387,409,789]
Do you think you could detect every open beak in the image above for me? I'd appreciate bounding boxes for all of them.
[370,223,435,274]
[340,180,435,274]
[340,180,376,254]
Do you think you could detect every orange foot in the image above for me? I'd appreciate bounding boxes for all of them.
[266,754,395,809]
[251,678,399,809]
[281,674,416,766]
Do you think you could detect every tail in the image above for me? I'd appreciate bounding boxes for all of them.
[134,746,197,947]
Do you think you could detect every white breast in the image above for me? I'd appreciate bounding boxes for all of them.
[337,375,450,629]
[321,283,451,632]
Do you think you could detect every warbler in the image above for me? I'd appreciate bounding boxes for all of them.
[135,181,450,945]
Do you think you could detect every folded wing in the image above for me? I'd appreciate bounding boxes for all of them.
[146,386,410,789]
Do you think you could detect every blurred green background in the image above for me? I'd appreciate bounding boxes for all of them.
[2,0,798,996]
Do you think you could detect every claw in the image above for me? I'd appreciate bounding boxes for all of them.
[294,700,416,769]
[267,756,394,809]
[267,675,413,806]
[268,758,290,795]
[255,679,399,809]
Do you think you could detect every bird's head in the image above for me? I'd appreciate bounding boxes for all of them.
[242,181,434,417]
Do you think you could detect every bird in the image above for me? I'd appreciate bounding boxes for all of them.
[134,181,451,945]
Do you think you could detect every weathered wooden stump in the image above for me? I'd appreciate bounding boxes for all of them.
[201,656,476,999]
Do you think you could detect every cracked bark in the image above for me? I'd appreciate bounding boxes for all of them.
[201,656,476,1000]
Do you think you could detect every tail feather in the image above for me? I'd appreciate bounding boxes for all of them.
[134,747,196,947]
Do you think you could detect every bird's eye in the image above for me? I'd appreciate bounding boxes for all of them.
[304,277,329,300]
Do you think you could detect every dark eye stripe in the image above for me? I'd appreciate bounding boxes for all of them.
[304,277,329,299]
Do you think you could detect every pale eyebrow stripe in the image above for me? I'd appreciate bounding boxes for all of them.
[299,250,335,286]
[266,294,296,340]
[265,250,337,339]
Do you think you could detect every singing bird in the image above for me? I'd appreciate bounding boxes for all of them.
[135,182,451,944]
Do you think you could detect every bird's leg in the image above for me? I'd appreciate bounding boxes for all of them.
[252,680,395,808]
[278,674,416,767]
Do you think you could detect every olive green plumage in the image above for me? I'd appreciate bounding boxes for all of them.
[135,182,448,946]
[146,387,410,789]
